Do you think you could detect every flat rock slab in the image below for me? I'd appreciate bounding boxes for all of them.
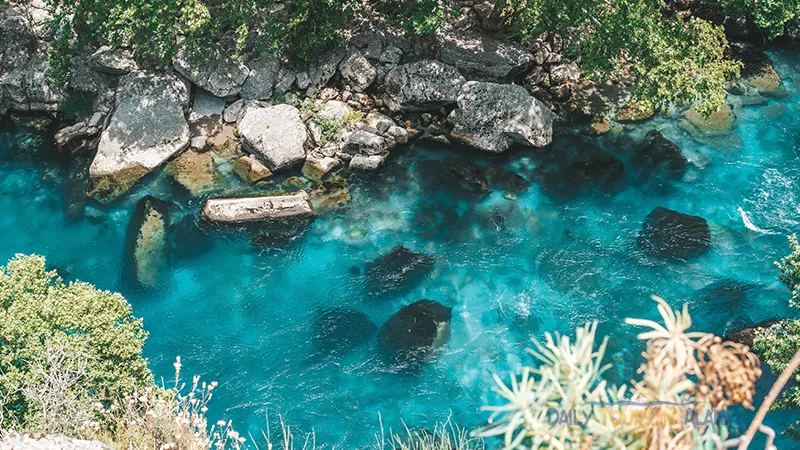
[89,72,190,203]
[239,104,308,171]
[201,191,315,224]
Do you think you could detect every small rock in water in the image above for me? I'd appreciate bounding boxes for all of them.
[312,307,377,356]
[632,130,688,180]
[366,246,434,296]
[636,207,711,260]
[378,300,452,367]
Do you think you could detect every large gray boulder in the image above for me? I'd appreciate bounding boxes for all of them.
[449,81,554,152]
[174,45,249,97]
[339,47,377,92]
[384,60,466,111]
[240,54,280,100]
[89,72,190,203]
[0,4,63,114]
[239,104,308,170]
[435,31,534,82]
[201,191,315,224]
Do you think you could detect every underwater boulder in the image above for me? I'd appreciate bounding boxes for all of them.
[378,300,452,365]
[312,307,378,355]
[125,195,169,287]
[536,154,625,200]
[637,207,711,260]
[366,246,435,296]
[632,130,688,180]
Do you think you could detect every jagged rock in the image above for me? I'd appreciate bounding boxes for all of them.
[449,81,554,152]
[125,195,169,287]
[343,130,388,155]
[239,104,308,170]
[0,433,111,450]
[232,155,272,184]
[339,47,377,92]
[201,191,314,224]
[273,67,296,97]
[316,100,352,122]
[89,45,137,74]
[474,1,504,32]
[680,103,736,138]
[241,54,280,100]
[549,63,581,85]
[54,117,102,150]
[637,207,711,260]
[365,112,394,133]
[165,149,226,196]
[174,44,249,97]
[306,49,346,97]
[0,5,63,114]
[312,307,377,355]
[89,72,190,203]
[384,60,466,111]
[435,30,534,81]
[366,246,434,296]
[387,125,408,144]
[633,130,688,180]
[379,300,452,366]
[302,155,340,180]
[223,98,247,123]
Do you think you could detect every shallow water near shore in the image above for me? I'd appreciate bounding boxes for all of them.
[3,50,800,448]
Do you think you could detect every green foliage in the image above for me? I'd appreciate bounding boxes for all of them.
[500,0,740,113]
[0,254,151,430]
[753,234,800,438]
[720,0,800,37]
[375,0,457,35]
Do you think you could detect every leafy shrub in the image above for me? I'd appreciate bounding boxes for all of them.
[374,0,457,35]
[719,0,800,37]
[0,254,151,431]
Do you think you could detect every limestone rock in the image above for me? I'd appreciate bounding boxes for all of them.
[238,104,308,170]
[125,195,169,287]
[201,192,315,224]
[89,46,137,74]
[302,155,341,180]
[449,81,554,152]
[349,154,386,171]
[233,155,272,184]
[435,30,534,81]
[165,149,225,196]
[174,45,249,98]
[339,47,377,92]
[384,60,466,111]
[343,130,388,155]
[89,72,190,203]
[241,54,280,100]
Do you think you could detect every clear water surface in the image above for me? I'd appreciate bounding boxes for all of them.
[2,51,800,448]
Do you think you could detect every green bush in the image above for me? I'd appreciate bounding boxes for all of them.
[0,255,151,431]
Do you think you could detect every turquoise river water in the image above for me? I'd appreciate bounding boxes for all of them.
[2,51,800,448]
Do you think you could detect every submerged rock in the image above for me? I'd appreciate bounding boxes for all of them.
[637,207,711,260]
[449,81,554,152]
[165,149,226,196]
[125,196,169,288]
[680,103,736,138]
[536,154,625,200]
[384,60,466,111]
[366,246,434,296]
[232,155,273,184]
[312,307,377,355]
[201,192,315,224]
[249,219,312,247]
[632,130,688,180]
[378,300,452,365]
[239,105,308,171]
[89,72,190,203]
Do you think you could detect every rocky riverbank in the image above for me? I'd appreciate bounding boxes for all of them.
[0,0,792,225]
